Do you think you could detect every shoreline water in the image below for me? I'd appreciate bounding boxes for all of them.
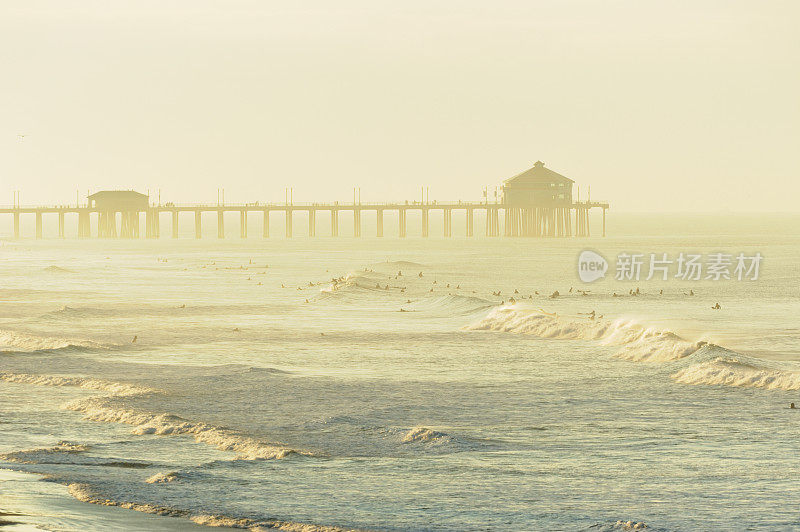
[0,469,226,531]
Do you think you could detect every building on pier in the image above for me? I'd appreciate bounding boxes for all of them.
[500,161,579,237]
[87,190,150,238]
[502,161,573,206]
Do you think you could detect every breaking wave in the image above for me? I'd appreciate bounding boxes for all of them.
[145,471,180,484]
[671,347,800,391]
[0,371,315,461]
[0,329,106,353]
[466,307,800,392]
[0,441,91,464]
[67,483,358,531]
[1,442,151,469]
[0,372,155,396]
[402,427,452,444]
[464,306,704,363]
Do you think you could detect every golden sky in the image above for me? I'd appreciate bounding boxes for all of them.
[2,1,798,211]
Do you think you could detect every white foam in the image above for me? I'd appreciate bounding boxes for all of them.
[1,371,309,461]
[145,471,179,484]
[1,441,90,464]
[68,483,357,531]
[0,372,153,396]
[0,329,103,352]
[672,357,800,391]
[66,398,309,460]
[402,426,451,444]
[465,307,700,362]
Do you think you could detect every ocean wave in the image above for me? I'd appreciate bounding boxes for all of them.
[43,265,74,273]
[145,471,180,484]
[671,347,800,391]
[586,521,648,531]
[368,260,426,271]
[0,329,106,353]
[1,442,151,469]
[466,307,800,392]
[401,427,452,444]
[404,294,495,315]
[0,441,90,464]
[68,483,360,531]
[320,271,395,295]
[66,399,312,461]
[0,372,154,396]
[1,371,312,461]
[464,307,702,363]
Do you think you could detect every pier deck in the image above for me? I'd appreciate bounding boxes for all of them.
[1,200,609,239]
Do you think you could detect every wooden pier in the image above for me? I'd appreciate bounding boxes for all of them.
[1,162,609,239]
[0,200,608,240]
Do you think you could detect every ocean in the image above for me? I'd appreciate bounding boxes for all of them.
[1,213,799,531]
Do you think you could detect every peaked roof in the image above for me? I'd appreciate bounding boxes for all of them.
[88,190,148,199]
[503,161,574,185]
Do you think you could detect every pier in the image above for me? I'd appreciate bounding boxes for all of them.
[2,161,609,239]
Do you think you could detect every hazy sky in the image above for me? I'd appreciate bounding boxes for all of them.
[2,1,798,212]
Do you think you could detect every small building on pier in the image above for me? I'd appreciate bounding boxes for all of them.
[502,161,573,207]
[88,190,149,211]
[87,190,150,238]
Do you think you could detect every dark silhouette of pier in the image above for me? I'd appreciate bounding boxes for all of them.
[2,161,609,239]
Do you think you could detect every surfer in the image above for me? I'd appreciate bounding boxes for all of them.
[791,403,796,409]
[418,272,423,278]
[549,290,559,299]
[131,335,137,343]
[712,302,721,310]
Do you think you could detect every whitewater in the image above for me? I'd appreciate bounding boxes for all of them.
[1,214,799,531]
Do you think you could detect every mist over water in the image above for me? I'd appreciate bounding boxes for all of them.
[2,214,800,531]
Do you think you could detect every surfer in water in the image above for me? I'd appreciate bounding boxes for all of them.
[131,335,137,343]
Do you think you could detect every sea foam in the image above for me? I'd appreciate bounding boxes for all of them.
[68,483,358,531]
[465,306,702,363]
[671,349,800,391]
[0,329,104,353]
[1,371,313,461]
